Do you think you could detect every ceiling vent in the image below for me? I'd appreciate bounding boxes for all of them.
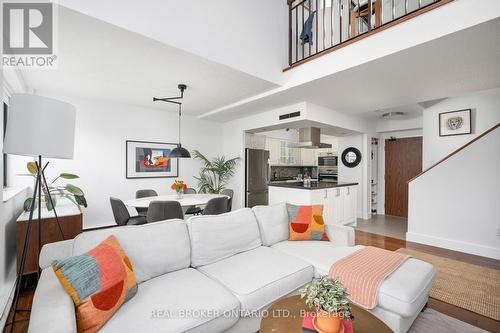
[279,111,301,120]
[380,111,405,119]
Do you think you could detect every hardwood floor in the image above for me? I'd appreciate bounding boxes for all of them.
[3,230,499,333]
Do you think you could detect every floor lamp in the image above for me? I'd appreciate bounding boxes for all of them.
[2,94,76,332]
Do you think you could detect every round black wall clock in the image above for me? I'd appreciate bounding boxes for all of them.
[341,147,362,168]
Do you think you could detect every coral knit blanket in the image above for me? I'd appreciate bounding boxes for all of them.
[329,246,410,309]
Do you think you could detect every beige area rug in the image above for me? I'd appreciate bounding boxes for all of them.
[396,248,500,321]
[409,308,488,333]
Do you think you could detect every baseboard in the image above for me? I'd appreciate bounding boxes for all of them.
[406,232,500,260]
[0,279,17,331]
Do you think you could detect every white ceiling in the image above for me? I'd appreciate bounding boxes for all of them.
[19,7,277,116]
[201,18,500,122]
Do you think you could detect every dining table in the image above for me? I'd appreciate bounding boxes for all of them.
[124,193,228,211]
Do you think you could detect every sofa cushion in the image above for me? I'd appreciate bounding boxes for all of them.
[287,204,328,241]
[100,268,240,333]
[53,235,137,333]
[272,241,362,277]
[187,208,262,267]
[73,220,190,283]
[252,203,289,246]
[197,246,313,314]
[271,241,436,317]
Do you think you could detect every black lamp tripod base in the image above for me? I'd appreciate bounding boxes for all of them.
[9,156,64,333]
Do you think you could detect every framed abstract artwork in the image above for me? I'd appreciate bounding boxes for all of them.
[439,109,472,137]
[126,140,179,179]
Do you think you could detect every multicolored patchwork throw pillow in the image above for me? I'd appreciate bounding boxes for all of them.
[52,235,137,333]
[287,204,329,241]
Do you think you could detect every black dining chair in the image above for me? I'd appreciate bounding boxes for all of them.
[146,201,184,223]
[184,187,202,215]
[110,197,147,226]
[202,197,229,216]
[135,189,158,216]
[220,189,234,212]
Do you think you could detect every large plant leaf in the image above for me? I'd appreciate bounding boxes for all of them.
[23,198,34,212]
[74,195,88,208]
[27,162,38,175]
[44,194,57,211]
[59,173,79,179]
[65,184,84,196]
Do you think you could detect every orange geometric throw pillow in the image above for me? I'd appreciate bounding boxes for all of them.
[52,235,137,333]
[287,204,329,241]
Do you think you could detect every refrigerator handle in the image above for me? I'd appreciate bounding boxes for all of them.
[266,158,270,184]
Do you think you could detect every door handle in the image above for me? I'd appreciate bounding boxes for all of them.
[336,189,340,197]
[347,187,350,195]
[324,190,328,199]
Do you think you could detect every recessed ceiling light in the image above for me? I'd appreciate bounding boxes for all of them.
[380,111,405,119]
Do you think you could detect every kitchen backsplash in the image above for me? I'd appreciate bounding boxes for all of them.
[271,166,318,181]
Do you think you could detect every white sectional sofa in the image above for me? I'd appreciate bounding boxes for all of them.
[29,204,435,333]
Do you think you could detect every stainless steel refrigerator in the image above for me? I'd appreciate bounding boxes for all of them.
[245,148,270,208]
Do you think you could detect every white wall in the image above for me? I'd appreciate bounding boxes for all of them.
[8,94,224,228]
[337,134,369,219]
[422,87,500,168]
[408,127,500,259]
[0,80,30,328]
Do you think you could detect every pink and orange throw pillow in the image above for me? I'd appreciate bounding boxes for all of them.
[287,204,329,241]
[52,235,137,333]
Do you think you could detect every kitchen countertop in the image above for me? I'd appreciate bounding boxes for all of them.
[268,181,358,190]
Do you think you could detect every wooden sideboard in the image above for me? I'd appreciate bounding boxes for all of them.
[16,204,83,275]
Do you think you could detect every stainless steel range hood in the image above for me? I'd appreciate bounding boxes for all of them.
[289,127,332,149]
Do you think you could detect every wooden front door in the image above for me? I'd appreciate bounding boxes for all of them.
[385,137,423,218]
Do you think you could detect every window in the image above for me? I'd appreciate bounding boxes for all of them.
[3,102,7,187]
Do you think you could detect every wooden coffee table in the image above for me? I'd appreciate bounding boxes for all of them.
[260,295,394,333]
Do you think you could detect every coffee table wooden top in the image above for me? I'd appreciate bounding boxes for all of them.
[260,295,394,333]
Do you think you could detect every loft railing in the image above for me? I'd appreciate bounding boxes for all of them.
[287,0,452,67]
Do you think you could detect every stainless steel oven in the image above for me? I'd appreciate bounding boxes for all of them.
[318,153,338,167]
[318,167,338,182]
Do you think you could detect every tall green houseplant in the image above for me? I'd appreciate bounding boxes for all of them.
[192,150,239,194]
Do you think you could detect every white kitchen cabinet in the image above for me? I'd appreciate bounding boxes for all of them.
[269,184,358,226]
[343,186,357,224]
[300,148,316,166]
[245,133,266,150]
[266,137,281,165]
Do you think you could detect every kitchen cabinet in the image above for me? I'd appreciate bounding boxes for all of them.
[300,148,316,166]
[268,184,358,226]
[266,137,281,165]
[245,133,266,150]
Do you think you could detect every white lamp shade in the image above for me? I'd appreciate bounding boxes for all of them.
[3,94,76,159]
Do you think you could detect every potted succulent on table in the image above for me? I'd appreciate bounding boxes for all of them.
[300,276,352,333]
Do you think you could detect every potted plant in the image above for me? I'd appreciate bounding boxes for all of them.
[171,179,187,199]
[192,150,239,194]
[21,162,87,212]
[300,276,351,333]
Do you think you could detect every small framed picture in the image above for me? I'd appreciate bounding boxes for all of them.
[439,109,472,137]
[126,140,179,179]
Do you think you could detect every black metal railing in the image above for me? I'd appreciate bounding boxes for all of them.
[288,0,447,66]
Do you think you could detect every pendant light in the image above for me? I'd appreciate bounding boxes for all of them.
[153,84,191,158]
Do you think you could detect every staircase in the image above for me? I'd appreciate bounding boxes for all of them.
[407,123,500,260]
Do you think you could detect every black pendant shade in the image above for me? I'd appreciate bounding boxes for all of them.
[170,145,191,158]
[153,84,191,158]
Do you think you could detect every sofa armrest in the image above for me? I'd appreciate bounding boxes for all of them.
[325,224,355,246]
[39,239,74,269]
[28,268,76,333]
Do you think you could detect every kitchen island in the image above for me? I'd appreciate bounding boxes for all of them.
[269,181,358,226]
